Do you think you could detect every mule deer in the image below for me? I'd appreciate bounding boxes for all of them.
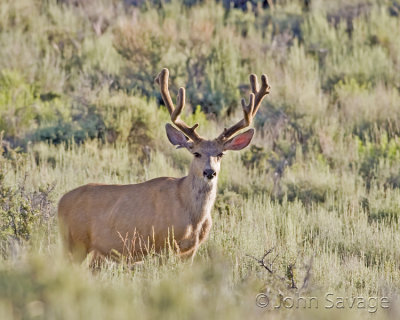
[58,68,270,264]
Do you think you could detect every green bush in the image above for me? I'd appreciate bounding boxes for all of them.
[0,147,54,253]
[0,70,70,144]
[356,134,400,189]
[0,173,39,243]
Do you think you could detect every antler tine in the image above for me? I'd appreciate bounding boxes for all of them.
[155,68,202,142]
[217,73,270,142]
[250,74,259,94]
[155,68,174,115]
[252,74,270,116]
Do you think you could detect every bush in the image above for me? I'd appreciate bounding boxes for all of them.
[0,145,54,255]
[356,134,400,189]
[334,79,400,136]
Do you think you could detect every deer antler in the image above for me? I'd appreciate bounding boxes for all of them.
[217,73,270,142]
[155,68,202,142]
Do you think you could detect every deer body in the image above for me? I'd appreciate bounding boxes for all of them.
[58,68,270,264]
[58,174,216,262]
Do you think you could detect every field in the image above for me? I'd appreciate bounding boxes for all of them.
[1,0,400,319]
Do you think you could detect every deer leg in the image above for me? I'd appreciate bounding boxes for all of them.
[189,245,200,265]
[177,234,199,260]
[187,218,212,264]
[198,218,212,245]
[64,233,89,264]
[89,250,105,271]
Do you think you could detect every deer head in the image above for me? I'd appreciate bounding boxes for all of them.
[155,68,270,182]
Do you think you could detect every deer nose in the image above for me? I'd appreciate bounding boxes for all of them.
[203,169,216,180]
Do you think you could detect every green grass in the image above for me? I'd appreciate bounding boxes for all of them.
[1,0,400,319]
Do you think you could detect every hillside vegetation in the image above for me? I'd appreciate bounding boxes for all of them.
[1,0,400,319]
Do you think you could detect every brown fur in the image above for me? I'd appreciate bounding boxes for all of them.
[58,141,222,263]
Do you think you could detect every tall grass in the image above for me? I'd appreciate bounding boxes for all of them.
[1,0,400,319]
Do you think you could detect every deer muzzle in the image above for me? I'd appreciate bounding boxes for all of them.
[203,169,216,180]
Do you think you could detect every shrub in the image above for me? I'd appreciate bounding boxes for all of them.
[356,134,400,189]
[0,144,54,255]
[0,70,70,145]
[334,79,400,136]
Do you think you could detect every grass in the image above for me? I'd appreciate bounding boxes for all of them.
[1,0,400,319]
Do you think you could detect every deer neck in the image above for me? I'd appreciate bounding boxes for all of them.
[181,171,217,225]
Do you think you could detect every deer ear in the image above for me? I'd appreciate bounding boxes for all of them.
[223,129,254,151]
[166,124,193,149]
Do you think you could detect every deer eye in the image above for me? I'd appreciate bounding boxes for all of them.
[193,152,201,158]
